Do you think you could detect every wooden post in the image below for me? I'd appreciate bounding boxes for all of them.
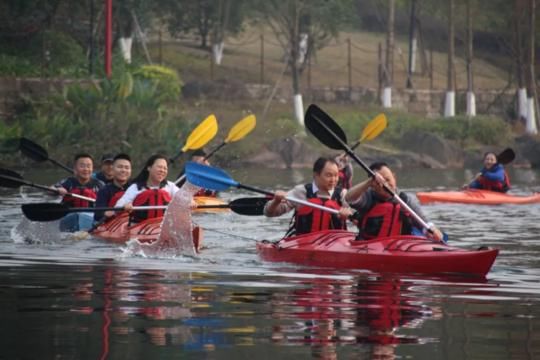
[347,38,352,92]
[210,54,214,81]
[307,53,311,91]
[430,48,434,90]
[378,42,382,101]
[158,28,163,65]
[104,0,112,78]
[260,34,264,83]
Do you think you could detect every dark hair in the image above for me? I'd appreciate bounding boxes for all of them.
[483,152,497,160]
[191,149,207,158]
[133,154,168,187]
[113,153,131,163]
[312,157,338,174]
[369,161,389,171]
[74,153,93,163]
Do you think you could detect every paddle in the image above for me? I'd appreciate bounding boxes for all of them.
[304,104,441,239]
[350,113,387,151]
[174,114,257,185]
[19,138,73,173]
[21,197,269,222]
[185,162,349,215]
[0,168,96,202]
[497,148,515,165]
[169,114,219,163]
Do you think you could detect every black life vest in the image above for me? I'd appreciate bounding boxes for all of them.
[131,183,171,222]
[291,184,346,236]
[358,193,413,240]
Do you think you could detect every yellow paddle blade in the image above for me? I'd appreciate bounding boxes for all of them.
[359,113,387,142]
[181,114,219,152]
[224,114,256,143]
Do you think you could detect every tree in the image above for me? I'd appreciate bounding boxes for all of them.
[444,0,455,117]
[382,0,395,108]
[465,0,475,116]
[252,0,355,125]
[525,0,538,134]
[162,0,246,50]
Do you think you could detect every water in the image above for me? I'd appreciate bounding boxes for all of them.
[1,166,540,359]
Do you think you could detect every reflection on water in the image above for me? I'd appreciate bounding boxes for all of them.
[1,166,540,358]
[1,265,540,359]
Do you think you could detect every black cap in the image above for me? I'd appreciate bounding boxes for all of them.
[101,153,115,163]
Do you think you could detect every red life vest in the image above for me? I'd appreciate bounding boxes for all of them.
[62,186,98,208]
[194,188,217,197]
[131,187,171,222]
[359,195,413,240]
[337,169,352,190]
[477,170,511,193]
[292,184,346,235]
[108,190,125,207]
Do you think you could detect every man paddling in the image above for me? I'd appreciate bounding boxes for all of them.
[264,157,353,236]
[346,162,444,242]
[53,153,104,231]
[94,153,132,222]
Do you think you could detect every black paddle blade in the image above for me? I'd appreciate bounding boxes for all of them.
[19,137,49,162]
[497,148,515,165]
[0,168,24,188]
[229,197,269,216]
[304,104,348,150]
[21,203,70,221]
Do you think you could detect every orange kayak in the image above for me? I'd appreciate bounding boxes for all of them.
[91,213,202,251]
[193,196,229,213]
[416,189,540,205]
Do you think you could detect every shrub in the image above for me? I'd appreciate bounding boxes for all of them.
[132,65,182,102]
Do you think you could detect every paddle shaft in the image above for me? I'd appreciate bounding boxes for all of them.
[312,114,431,231]
[49,158,72,173]
[236,183,342,215]
[0,174,96,202]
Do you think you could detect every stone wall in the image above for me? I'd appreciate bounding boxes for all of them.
[0,77,516,120]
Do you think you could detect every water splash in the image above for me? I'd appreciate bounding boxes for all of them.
[121,184,199,258]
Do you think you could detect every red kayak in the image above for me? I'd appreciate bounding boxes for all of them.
[91,213,202,251]
[257,230,498,276]
[416,189,540,205]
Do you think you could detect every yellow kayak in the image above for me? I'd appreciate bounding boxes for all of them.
[194,196,230,213]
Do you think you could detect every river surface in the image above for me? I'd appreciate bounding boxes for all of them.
[1,166,540,359]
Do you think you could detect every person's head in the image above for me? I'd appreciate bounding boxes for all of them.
[334,154,348,170]
[73,153,94,183]
[483,152,498,170]
[312,157,340,192]
[100,153,115,179]
[135,154,169,186]
[369,161,397,197]
[191,149,209,165]
[111,153,132,185]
